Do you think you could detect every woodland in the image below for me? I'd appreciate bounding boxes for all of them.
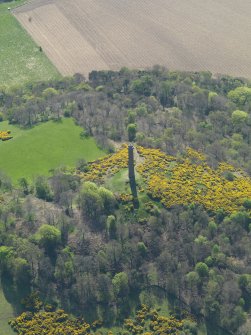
[0,67,251,334]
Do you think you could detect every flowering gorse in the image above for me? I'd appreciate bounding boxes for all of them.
[0,130,12,141]
[136,146,251,214]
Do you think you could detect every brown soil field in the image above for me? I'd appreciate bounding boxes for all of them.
[13,0,251,78]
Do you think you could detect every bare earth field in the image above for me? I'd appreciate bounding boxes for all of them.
[13,0,251,78]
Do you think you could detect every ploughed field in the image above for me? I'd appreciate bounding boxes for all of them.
[13,0,251,78]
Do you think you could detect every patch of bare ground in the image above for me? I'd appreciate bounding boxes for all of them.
[13,0,251,78]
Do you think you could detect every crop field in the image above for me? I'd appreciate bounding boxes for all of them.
[13,0,251,79]
[0,118,104,182]
[0,0,59,87]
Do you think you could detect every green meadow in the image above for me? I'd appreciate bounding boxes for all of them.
[0,0,59,87]
[0,289,15,335]
[0,118,105,182]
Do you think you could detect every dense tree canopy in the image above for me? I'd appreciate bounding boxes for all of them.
[1,68,251,334]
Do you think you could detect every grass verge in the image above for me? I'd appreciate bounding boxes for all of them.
[0,0,60,87]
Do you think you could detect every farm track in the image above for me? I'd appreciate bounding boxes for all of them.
[13,0,251,78]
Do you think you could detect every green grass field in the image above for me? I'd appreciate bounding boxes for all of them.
[0,118,105,182]
[105,169,131,193]
[0,0,60,87]
[0,289,15,335]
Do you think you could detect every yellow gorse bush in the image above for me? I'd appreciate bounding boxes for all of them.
[0,130,12,141]
[9,309,94,335]
[124,304,184,334]
[79,144,128,182]
[136,146,251,214]
[78,144,251,214]
[10,304,191,335]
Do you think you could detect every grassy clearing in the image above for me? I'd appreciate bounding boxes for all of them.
[0,118,105,182]
[99,299,171,335]
[105,169,130,193]
[106,169,145,194]
[105,168,155,218]
[0,0,60,87]
[198,324,207,335]
[0,289,15,335]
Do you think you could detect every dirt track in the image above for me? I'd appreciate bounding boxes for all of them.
[13,0,251,78]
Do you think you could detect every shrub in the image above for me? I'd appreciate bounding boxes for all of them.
[35,176,53,201]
